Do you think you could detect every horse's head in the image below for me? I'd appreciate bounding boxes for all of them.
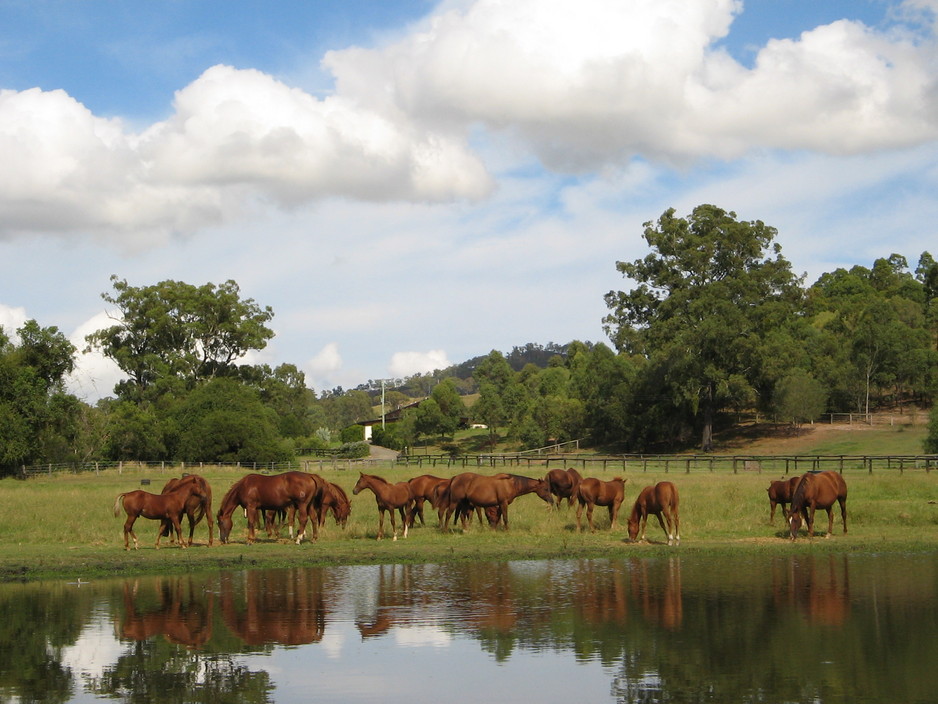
[627,517,640,541]
[788,510,803,541]
[352,473,367,495]
[217,510,233,544]
[535,479,555,506]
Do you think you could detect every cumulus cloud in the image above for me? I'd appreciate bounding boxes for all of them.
[325,0,938,166]
[3,0,938,245]
[388,349,451,377]
[307,342,344,378]
[0,304,28,338]
[0,66,492,247]
[64,312,126,402]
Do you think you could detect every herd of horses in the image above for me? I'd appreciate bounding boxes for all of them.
[112,465,846,550]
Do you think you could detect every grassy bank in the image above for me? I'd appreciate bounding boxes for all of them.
[2,459,938,583]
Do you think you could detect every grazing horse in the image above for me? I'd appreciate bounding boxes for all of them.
[216,472,327,545]
[158,474,214,546]
[787,471,848,541]
[444,472,554,531]
[352,473,415,540]
[320,481,351,528]
[575,477,626,532]
[627,482,680,546]
[407,474,449,526]
[767,475,801,523]
[113,487,192,550]
[545,467,583,508]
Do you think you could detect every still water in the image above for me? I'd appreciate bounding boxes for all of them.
[1,553,936,703]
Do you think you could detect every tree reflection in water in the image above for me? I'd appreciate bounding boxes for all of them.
[2,554,938,703]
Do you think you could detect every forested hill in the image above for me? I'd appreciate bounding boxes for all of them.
[447,342,573,377]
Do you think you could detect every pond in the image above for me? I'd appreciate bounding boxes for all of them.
[1,553,936,703]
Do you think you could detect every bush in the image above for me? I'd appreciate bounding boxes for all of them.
[340,425,365,443]
[335,441,370,459]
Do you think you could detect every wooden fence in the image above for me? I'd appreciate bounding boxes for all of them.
[391,452,938,475]
[16,452,938,479]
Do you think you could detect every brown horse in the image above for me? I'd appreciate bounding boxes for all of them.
[627,481,680,546]
[216,471,327,545]
[158,474,214,546]
[407,474,449,526]
[545,467,583,508]
[113,486,193,550]
[787,471,848,540]
[320,481,352,528]
[575,477,626,532]
[767,475,801,523]
[352,473,415,540]
[443,472,554,531]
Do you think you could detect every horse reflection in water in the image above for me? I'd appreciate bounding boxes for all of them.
[219,569,327,646]
[632,557,683,631]
[774,554,850,626]
[119,577,214,649]
[355,564,415,639]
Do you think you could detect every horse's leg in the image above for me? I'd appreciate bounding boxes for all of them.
[806,505,817,537]
[653,510,669,544]
[414,498,425,526]
[640,511,649,542]
[673,504,681,545]
[575,500,584,532]
[389,507,399,541]
[839,497,848,534]
[500,500,510,530]
[123,515,138,550]
[824,506,835,538]
[377,508,386,540]
[171,515,185,548]
[294,505,308,545]
[246,507,258,544]
[769,500,777,523]
[586,502,596,533]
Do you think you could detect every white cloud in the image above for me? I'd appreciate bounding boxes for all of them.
[64,312,126,402]
[0,303,28,338]
[325,0,938,167]
[388,349,452,377]
[307,342,343,377]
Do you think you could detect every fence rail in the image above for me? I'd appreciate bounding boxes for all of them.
[15,456,385,479]
[391,452,938,474]
[16,452,938,479]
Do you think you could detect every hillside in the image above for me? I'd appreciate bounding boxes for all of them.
[710,415,929,457]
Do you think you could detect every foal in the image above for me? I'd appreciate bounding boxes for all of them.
[627,481,680,546]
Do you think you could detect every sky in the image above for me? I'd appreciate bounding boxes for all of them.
[2,0,938,402]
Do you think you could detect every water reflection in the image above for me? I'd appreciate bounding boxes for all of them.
[119,577,214,648]
[2,553,937,703]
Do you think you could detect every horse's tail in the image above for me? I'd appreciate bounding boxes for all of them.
[113,493,126,517]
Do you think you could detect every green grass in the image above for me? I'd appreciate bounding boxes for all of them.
[3,462,938,583]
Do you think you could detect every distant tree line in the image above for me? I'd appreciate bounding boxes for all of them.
[3,205,938,474]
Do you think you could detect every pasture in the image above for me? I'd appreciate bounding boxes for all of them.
[2,462,938,582]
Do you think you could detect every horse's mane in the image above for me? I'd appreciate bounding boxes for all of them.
[219,476,247,512]
[329,482,350,504]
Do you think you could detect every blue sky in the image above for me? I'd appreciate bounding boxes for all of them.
[1,0,937,401]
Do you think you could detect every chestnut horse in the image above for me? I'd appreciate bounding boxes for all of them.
[158,474,214,546]
[545,467,583,508]
[407,474,449,526]
[113,486,193,550]
[352,473,415,540]
[767,475,801,523]
[320,481,352,528]
[787,471,848,540]
[575,477,626,532]
[627,481,680,546]
[216,471,328,545]
[443,472,554,531]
